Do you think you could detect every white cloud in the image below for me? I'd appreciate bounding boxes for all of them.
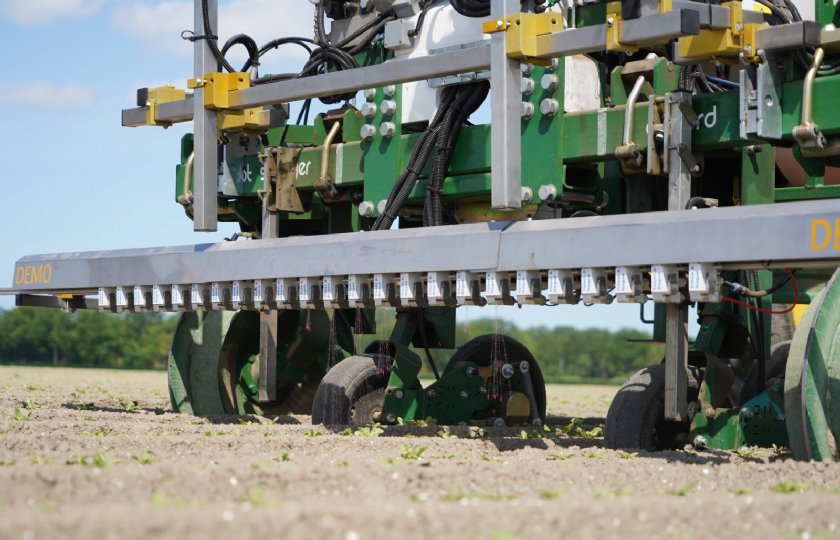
[0,0,105,26]
[111,0,314,67]
[0,82,95,109]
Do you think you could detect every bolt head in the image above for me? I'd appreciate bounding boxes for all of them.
[538,184,557,202]
[380,100,397,116]
[692,435,707,449]
[501,363,515,379]
[521,101,535,120]
[541,74,560,92]
[519,361,530,374]
[425,388,436,398]
[520,186,533,203]
[478,386,487,395]
[363,88,377,101]
[383,85,397,98]
[521,63,534,76]
[377,200,388,213]
[380,122,396,138]
[540,98,559,117]
[360,102,377,119]
[493,417,506,428]
[385,413,396,423]
[394,389,404,399]
[459,391,469,400]
[359,124,376,142]
[521,78,535,95]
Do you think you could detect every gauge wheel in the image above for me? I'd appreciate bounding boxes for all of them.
[605,363,693,451]
[443,334,546,422]
[311,355,392,426]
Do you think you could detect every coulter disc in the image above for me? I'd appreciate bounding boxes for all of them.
[784,269,840,461]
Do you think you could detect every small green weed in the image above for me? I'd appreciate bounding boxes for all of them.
[84,425,110,437]
[735,447,760,459]
[354,424,384,437]
[770,481,808,494]
[244,487,274,508]
[66,453,114,468]
[441,491,516,503]
[729,487,751,496]
[561,418,583,434]
[400,444,426,460]
[132,452,156,465]
[547,452,574,461]
[23,399,37,411]
[304,429,323,437]
[539,488,566,500]
[274,452,291,462]
[0,459,15,467]
[437,428,456,439]
[595,486,636,499]
[616,450,638,459]
[12,407,30,422]
[664,483,695,497]
[575,426,604,440]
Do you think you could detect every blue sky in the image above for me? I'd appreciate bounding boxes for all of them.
[0,0,694,335]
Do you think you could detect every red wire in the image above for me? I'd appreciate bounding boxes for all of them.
[721,268,798,315]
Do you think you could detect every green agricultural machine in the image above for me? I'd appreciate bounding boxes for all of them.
[5,0,840,460]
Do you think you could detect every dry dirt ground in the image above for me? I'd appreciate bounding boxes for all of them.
[1,366,839,540]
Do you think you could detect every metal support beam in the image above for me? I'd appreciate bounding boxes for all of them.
[664,92,693,422]
[193,0,219,232]
[490,0,523,210]
[258,193,279,402]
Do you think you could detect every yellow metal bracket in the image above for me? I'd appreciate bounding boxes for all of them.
[678,1,763,62]
[483,12,562,64]
[605,2,639,53]
[144,85,186,127]
[188,72,249,109]
[188,72,265,131]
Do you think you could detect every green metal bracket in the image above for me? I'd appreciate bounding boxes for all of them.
[692,383,789,450]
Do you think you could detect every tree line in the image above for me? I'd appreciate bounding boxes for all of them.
[0,308,662,383]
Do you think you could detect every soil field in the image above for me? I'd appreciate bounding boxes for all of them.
[1,365,839,540]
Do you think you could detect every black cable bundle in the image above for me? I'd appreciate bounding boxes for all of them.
[372,81,489,231]
[449,0,492,17]
[424,82,489,226]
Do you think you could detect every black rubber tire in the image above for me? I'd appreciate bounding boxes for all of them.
[739,340,791,405]
[605,363,690,451]
[311,355,390,426]
[444,334,547,421]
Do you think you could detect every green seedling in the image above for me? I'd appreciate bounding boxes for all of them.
[12,407,30,422]
[0,459,15,467]
[587,449,607,459]
[561,418,583,434]
[401,444,426,460]
[152,489,189,509]
[547,452,574,461]
[132,452,156,465]
[304,429,323,437]
[354,424,384,437]
[274,452,291,462]
[729,487,752,496]
[735,447,760,459]
[339,428,353,436]
[770,481,808,494]
[771,444,788,456]
[66,453,114,468]
[480,455,502,462]
[616,450,638,459]
[84,426,110,437]
[441,491,516,503]
[117,398,137,412]
[244,487,274,508]
[437,428,456,439]
[664,483,696,497]
[595,486,636,499]
[575,426,604,440]
[31,456,54,465]
[23,399,37,411]
[539,488,566,500]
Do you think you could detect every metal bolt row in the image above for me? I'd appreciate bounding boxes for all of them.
[96,264,720,314]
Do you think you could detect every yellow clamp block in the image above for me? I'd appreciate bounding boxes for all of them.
[218,108,266,131]
[606,1,639,53]
[678,1,761,62]
[144,85,186,127]
[188,72,249,110]
[483,12,562,64]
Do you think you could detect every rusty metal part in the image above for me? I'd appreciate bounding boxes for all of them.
[261,146,304,213]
